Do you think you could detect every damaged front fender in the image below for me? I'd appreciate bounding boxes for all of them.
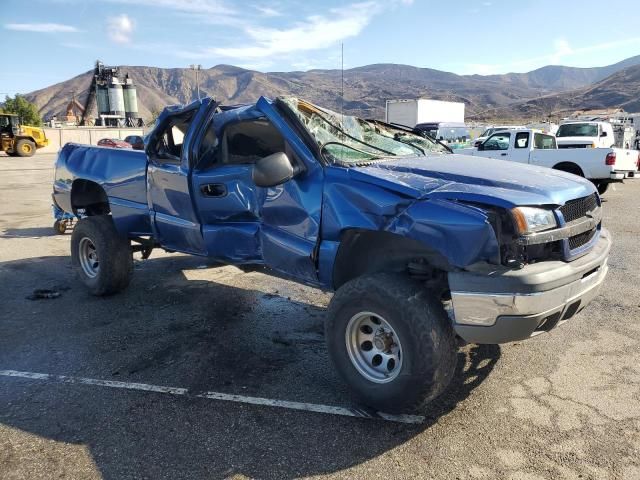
[385,198,500,268]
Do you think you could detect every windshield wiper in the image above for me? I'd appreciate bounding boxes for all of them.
[320,141,383,164]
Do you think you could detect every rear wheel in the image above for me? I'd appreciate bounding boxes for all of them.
[553,162,583,177]
[325,273,458,413]
[71,216,133,296]
[15,139,36,157]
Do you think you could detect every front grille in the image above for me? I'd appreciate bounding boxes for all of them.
[560,193,598,223]
[568,227,597,250]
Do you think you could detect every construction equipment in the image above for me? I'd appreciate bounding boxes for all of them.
[0,114,49,157]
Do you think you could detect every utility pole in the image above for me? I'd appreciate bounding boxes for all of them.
[190,64,202,100]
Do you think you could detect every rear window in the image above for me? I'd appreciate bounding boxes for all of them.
[534,133,556,149]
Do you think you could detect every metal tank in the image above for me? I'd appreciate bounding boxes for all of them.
[108,78,125,116]
[123,76,139,120]
[96,84,110,116]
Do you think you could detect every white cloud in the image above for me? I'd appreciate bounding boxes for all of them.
[104,0,241,26]
[105,0,235,15]
[254,5,282,17]
[550,38,573,64]
[181,1,382,60]
[5,23,79,33]
[106,14,135,44]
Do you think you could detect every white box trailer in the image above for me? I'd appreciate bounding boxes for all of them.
[385,99,465,127]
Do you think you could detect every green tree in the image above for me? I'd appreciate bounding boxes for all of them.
[2,94,43,126]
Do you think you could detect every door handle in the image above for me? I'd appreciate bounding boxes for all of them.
[200,183,227,197]
[501,153,508,156]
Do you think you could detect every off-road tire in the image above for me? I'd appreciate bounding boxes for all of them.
[15,139,36,157]
[71,215,133,296]
[325,273,458,413]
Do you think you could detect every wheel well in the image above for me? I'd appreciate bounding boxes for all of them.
[553,162,584,177]
[71,179,110,216]
[332,229,452,290]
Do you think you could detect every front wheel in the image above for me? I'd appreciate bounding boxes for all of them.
[71,216,133,296]
[325,273,458,413]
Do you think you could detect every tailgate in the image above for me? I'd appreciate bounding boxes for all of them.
[612,148,639,172]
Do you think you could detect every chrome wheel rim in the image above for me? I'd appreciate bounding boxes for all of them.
[345,311,403,383]
[78,237,99,278]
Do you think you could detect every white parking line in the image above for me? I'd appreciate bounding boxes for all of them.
[0,370,424,425]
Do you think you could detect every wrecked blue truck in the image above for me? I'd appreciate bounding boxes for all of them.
[52,97,611,413]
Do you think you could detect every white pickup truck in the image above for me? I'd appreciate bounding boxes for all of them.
[468,129,639,194]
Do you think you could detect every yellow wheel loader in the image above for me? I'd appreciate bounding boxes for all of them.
[0,114,49,157]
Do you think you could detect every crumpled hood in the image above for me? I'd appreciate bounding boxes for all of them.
[349,154,596,208]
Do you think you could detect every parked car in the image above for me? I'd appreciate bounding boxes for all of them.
[124,135,145,150]
[52,97,611,413]
[97,138,132,149]
[468,129,639,194]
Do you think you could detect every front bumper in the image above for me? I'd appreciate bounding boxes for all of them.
[448,228,611,344]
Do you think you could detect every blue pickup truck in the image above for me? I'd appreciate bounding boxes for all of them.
[52,96,611,413]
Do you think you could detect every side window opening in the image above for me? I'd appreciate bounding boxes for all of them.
[152,110,195,164]
[515,132,529,149]
[222,119,285,165]
[484,133,510,151]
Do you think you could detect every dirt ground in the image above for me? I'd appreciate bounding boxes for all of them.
[0,152,639,480]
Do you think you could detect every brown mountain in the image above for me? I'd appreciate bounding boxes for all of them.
[481,64,640,120]
[23,55,640,123]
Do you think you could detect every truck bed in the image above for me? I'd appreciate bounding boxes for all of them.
[530,147,638,179]
[52,143,152,235]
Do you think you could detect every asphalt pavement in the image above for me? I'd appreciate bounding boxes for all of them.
[0,153,639,479]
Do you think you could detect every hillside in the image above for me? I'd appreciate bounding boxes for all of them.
[481,64,640,120]
[24,55,640,123]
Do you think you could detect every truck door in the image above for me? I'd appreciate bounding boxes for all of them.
[146,101,215,255]
[479,132,511,160]
[509,131,532,164]
[189,98,324,284]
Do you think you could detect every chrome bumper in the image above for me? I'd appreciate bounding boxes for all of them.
[449,229,611,344]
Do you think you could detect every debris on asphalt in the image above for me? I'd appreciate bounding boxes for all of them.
[26,289,62,300]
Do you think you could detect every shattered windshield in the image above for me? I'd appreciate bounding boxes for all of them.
[280,97,450,165]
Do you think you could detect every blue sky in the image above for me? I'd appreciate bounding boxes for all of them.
[2,0,639,96]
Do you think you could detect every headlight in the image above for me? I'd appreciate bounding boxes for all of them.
[512,207,557,234]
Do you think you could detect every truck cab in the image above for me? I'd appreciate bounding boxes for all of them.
[556,121,615,149]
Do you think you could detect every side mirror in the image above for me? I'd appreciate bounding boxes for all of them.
[600,131,608,137]
[252,152,294,188]
[477,143,484,151]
